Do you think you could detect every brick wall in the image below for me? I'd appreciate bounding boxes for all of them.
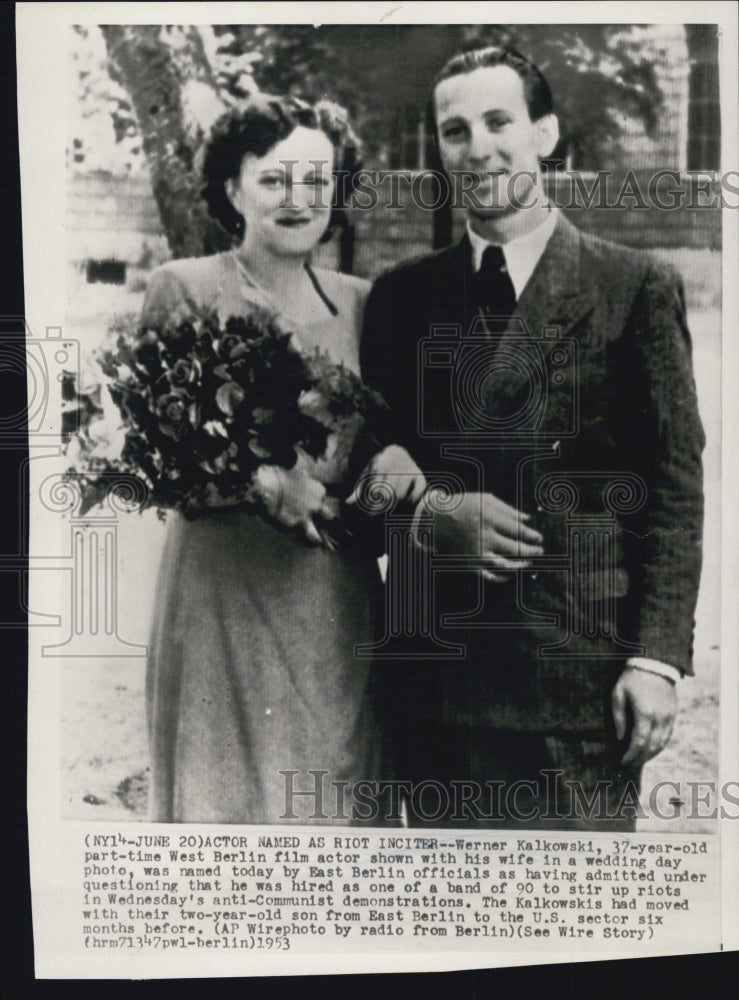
[67,173,169,269]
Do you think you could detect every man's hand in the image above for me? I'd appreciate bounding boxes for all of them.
[611,666,678,768]
[346,444,427,509]
[431,491,544,581]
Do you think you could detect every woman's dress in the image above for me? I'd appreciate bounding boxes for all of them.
[142,252,386,824]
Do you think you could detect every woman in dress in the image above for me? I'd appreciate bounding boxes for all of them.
[142,97,423,825]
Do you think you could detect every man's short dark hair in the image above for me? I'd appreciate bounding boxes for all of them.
[425,45,554,146]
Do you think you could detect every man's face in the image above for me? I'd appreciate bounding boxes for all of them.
[434,64,558,217]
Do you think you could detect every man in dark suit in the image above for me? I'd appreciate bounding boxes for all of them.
[359,46,705,829]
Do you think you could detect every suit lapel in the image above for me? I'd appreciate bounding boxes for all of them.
[481,215,597,419]
[427,238,475,321]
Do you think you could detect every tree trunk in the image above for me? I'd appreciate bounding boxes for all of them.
[101,25,230,258]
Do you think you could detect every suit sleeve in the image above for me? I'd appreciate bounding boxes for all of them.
[360,271,419,453]
[624,262,705,675]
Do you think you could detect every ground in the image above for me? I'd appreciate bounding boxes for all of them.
[58,245,723,832]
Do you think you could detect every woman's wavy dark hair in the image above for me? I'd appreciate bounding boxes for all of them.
[201,95,362,243]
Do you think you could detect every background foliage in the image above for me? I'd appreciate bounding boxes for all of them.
[70,23,671,256]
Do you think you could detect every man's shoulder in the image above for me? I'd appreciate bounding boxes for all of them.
[370,243,463,293]
[569,221,677,288]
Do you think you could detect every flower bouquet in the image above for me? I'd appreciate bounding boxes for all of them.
[62,305,388,540]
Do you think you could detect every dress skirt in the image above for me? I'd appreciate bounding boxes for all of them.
[146,508,386,824]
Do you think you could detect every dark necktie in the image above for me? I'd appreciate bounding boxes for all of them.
[473,244,517,335]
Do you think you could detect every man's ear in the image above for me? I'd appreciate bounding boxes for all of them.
[536,114,560,159]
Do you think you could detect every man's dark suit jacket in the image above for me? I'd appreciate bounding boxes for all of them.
[360,214,705,741]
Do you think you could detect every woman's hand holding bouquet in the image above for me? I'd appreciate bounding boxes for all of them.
[253,453,339,546]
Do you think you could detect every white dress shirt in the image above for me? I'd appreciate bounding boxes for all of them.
[467,208,559,298]
[465,212,681,684]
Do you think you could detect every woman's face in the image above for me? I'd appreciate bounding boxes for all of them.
[228,125,336,257]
